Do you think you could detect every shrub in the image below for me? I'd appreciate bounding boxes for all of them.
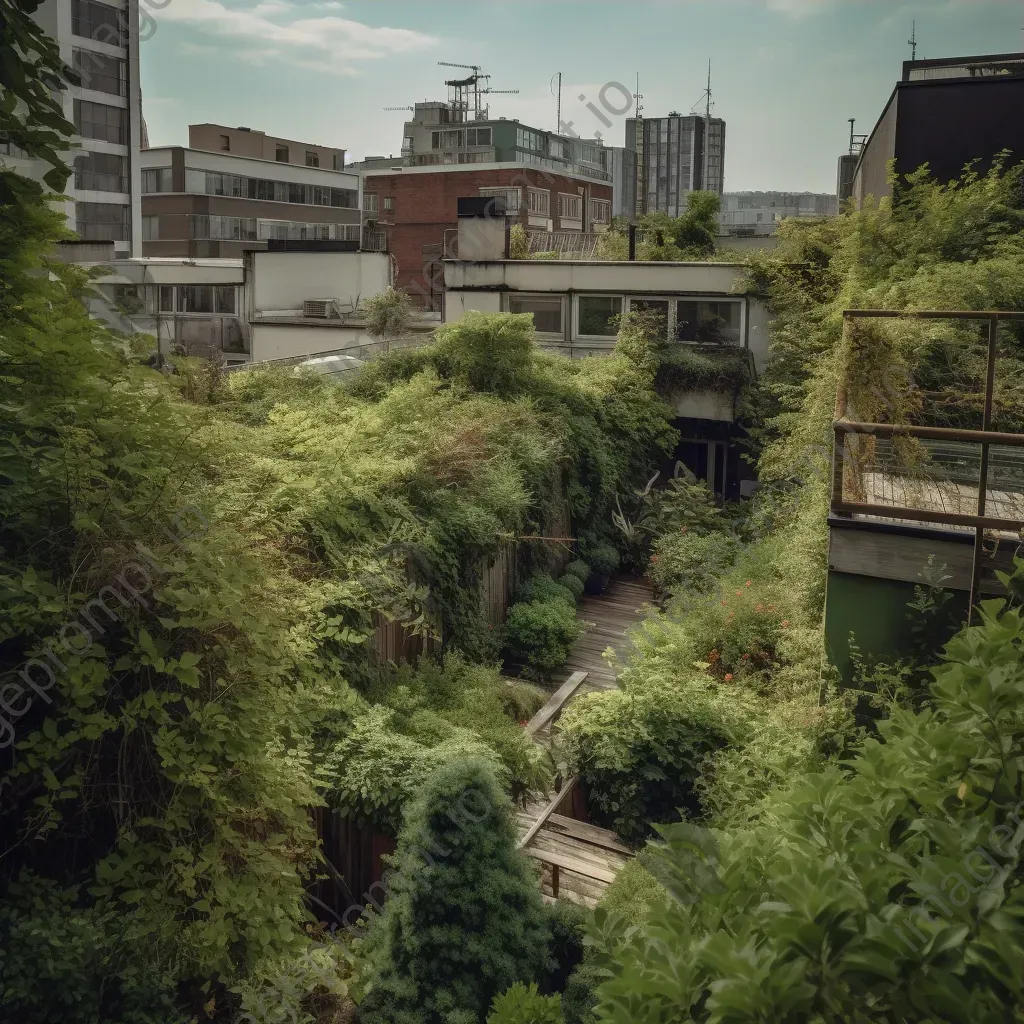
[649,531,738,595]
[558,573,585,600]
[651,475,721,535]
[504,598,584,675]
[597,855,668,928]
[542,901,589,994]
[488,983,564,1024]
[583,543,619,578]
[561,963,602,1024]
[434,311,535,396]
[516,572,577,607]
[358,758,552,1024]
[591,602,1024,1021]
[564,559,591,584]
[559,681,729,844]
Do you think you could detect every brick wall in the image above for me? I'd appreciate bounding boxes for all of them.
[364,167,613,304]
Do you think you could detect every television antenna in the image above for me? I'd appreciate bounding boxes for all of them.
[437,61,517,121]
[383,106,414,112]
[908,20,918,61]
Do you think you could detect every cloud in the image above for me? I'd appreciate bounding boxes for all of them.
[764,0,832,16]
[156,0,439,74]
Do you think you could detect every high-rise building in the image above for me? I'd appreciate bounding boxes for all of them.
[607,147,637,220]
[625,113,726,217]
[719,192,838,237]
[0,1,144,255]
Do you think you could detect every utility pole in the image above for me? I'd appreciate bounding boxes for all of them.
[634,73,644,219]
[556,72,561,133]
[908,20,917,61]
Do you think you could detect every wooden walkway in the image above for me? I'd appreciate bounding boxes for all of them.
[517,574,654,906]
[562,574,656,691]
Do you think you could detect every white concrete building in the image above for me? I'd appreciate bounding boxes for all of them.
[245,248,437,364]
[2,1,144,255]
[83,256,248,364]
[719,191,837,236]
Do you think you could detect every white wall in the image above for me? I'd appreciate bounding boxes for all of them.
[251,251,390,311]
[251,324,378,363]
[443,292,502,320]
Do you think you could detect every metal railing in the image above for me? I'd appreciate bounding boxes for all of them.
[832,309,1024,614]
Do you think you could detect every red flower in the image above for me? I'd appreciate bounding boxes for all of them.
[724,673,734,682]
[781,619,790,628]
[735,590,742,597]
[650,555,660,564]
[745,580,752,587]
[742,653,749,660]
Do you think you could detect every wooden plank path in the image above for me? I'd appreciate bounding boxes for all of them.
[516,575,654,905]
[562,574,656,691]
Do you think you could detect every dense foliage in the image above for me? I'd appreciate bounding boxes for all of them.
[358,758,553,1024]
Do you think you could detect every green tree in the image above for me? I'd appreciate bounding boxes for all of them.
[359,758,552,1024]
[363,286,415,353]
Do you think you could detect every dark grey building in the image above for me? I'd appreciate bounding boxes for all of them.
[853,51,1024,207]
[625,113,726,218]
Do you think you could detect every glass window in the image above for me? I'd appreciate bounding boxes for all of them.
[158,285,174,312]
[141,167,172,193]
[76,201,129,241]
[676,300,741,344]
[220,135,230,151]
[558,194,582,221]
[305,151,319,167]
[479,187,521,215]
[276,146,289,162]
[383,197,394,212]
[180,286,214,314]
[578,296,622,337]
[141,215,159,240]
[528,189,550,216]
[72,49,125,96]
[73,99,127,145]
[466,127,492,147]
[76,151,127,192]
[72,0,127,46]
[215,287,236,314]
[508,295,562,335]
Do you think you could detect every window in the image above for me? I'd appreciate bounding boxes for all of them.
[383,197,394,212]
[675,300,742,345]
[158,285,174,313]
[363,193,378,215]
[333,154,344,171]
[431,129,464,150]
[220,135,230,151]
[75,151,127,192]
[589,198,611,224]
[215,287,236,314]
[557,193,582,222]
[72,49,126,96]
[479,187,521,215]
[527,188,550,216]
[276,145,289,162]
[141,215,159,240]
[141,167,172,193]
[466,127,492,147]
[305,151,319,167]
[180,286,213,314]
[182,168,358,209]
[73,99,127,145]
[508,295,563,335]
[577,296,622,338]
[72,0,127,46]
[76,201,129,241]
[516,128,542,152]
[188,215,258,241]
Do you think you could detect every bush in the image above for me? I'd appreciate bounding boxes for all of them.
[488,983,564,1024]
[359,758,552,1024]
[434,311,535,396]
[561,963,602,1024]
[542,901,589,994]
[591,603,1024,1021]
[583,543,619,578]
[558,573,585,600]
[516,572,577,607]
[558,681,729,844]
[649,531,738,595]
[504,598,584,675]
[564,559,591,584]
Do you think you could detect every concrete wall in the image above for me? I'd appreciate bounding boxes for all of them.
[189,124,345,170]
[250,251,390,312]
[854,90,899,206]
[251,324,377,363]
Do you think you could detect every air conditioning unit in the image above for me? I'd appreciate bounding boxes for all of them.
[303,298,338,318]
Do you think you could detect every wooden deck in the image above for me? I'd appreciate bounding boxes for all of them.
[516,575,654,905]
[562,574,656,691]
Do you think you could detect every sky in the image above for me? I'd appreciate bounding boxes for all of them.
[139,0,1022,194]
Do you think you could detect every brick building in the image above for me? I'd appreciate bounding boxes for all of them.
[362,163,613,308]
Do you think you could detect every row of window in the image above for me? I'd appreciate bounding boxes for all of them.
[503,294,742,344]
[72,0,128,47]
[76,200,129,241]
[362,194,393,216]
[410,151,490,167]
[183,215,362,242]
[72,48,126,97]
[473,187,608,225]
[271,144,340,169]
[430,127,492,150]
[139,168,359,209]
[74,98,127,145]
[74,150,127,193]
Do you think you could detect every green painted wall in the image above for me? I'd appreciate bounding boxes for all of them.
[824,570,969,687]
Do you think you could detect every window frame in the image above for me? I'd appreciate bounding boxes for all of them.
[588,197,611,225]
[383,197,394,212]
[478,186,522,215]
[527,188,550,216]
[141,214,159,241]
[557,192,583,224]
[575,294,624,341]
[504,293,565,339]
[674,297,745,346]
[276,145,289,162]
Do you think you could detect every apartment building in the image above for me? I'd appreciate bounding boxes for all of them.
[853,51,1024,207]
[608,147,638,220]
[625,113,726,217]
[140,125,362,258]
[719,192,838,236]
[0,1,143,254]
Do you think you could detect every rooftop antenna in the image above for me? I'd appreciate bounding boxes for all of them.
[848,117,856,153]
[703,59,712,191]
[383,106,414,112]
[551,72,562,133]
[908,20,917,61]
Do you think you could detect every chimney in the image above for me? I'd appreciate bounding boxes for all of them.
[456,196,509,262]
